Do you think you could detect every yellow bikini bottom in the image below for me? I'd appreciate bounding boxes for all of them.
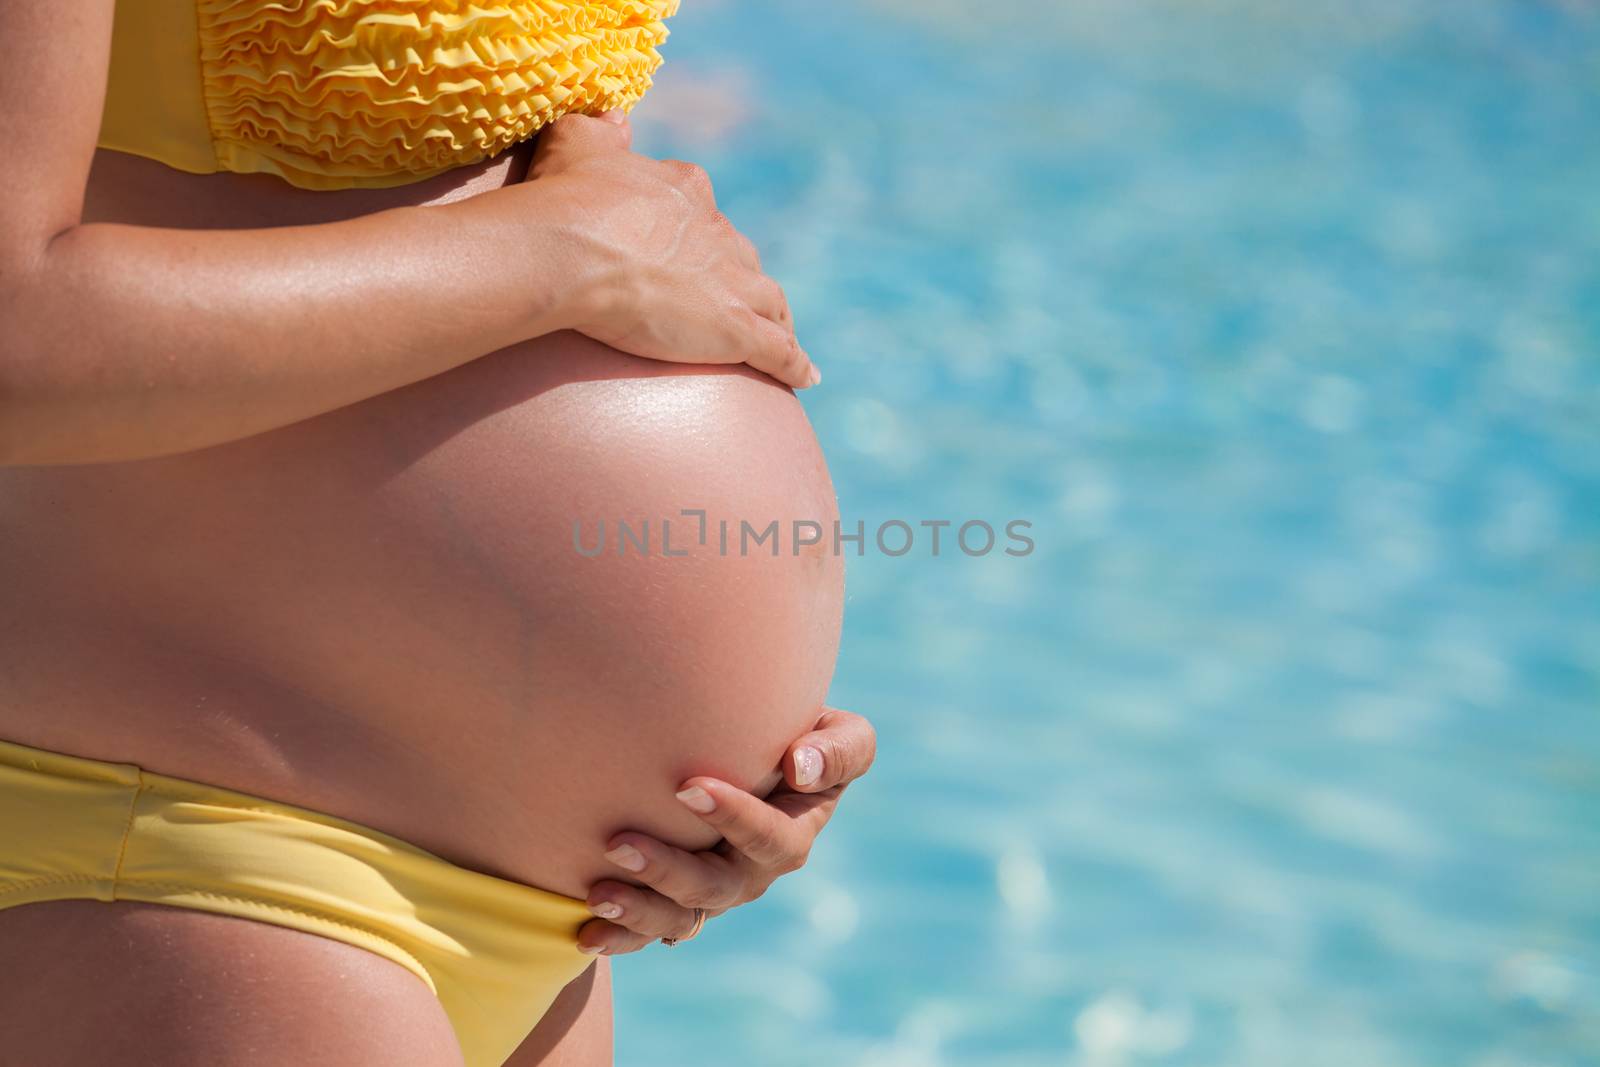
[0,737,594,1067]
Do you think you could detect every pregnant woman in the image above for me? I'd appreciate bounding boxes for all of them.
[0,1,872,1065]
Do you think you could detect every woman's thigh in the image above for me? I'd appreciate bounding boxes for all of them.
[0,901,465,1066]
[504,959,612,1067]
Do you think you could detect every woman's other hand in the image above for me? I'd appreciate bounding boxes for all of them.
[525,111,820,390]
[577,706,875,954]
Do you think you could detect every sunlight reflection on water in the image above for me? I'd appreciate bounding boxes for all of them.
[616,2,1600,1064]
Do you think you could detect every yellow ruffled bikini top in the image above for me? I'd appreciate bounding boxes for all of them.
[98,0,677,191]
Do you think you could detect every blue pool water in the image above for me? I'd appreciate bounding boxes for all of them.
[618,3,1600,1064]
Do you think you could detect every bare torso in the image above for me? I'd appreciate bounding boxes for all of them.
[0,144,844,900]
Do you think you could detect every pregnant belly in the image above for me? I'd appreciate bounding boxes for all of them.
[0,172,843,897]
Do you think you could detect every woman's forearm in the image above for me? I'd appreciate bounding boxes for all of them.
[0,182,581,466]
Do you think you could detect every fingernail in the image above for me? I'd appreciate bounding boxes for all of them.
[578,942,607,955]
[793,746,823,787]
[604,844,647,872]
[808,365,822,386]
[676,785,716,814]
[589,901,625,920]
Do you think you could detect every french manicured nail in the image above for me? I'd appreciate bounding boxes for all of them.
[793,746,823,787]
[809,365,823,386]
[604,844,647,872]
[578,942,606,955]
[676,785,716,814]
[589,901,624,920]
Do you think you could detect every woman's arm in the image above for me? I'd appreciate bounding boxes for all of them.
[0,0,813,467]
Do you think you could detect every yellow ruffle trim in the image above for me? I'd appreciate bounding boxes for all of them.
[195,0,679,190]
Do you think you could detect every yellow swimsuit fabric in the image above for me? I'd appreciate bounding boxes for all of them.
[97,0,679,190]
[0,738,595,1067]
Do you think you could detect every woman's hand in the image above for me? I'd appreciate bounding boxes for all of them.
[577,707,875,955]
[525,111,820,390]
